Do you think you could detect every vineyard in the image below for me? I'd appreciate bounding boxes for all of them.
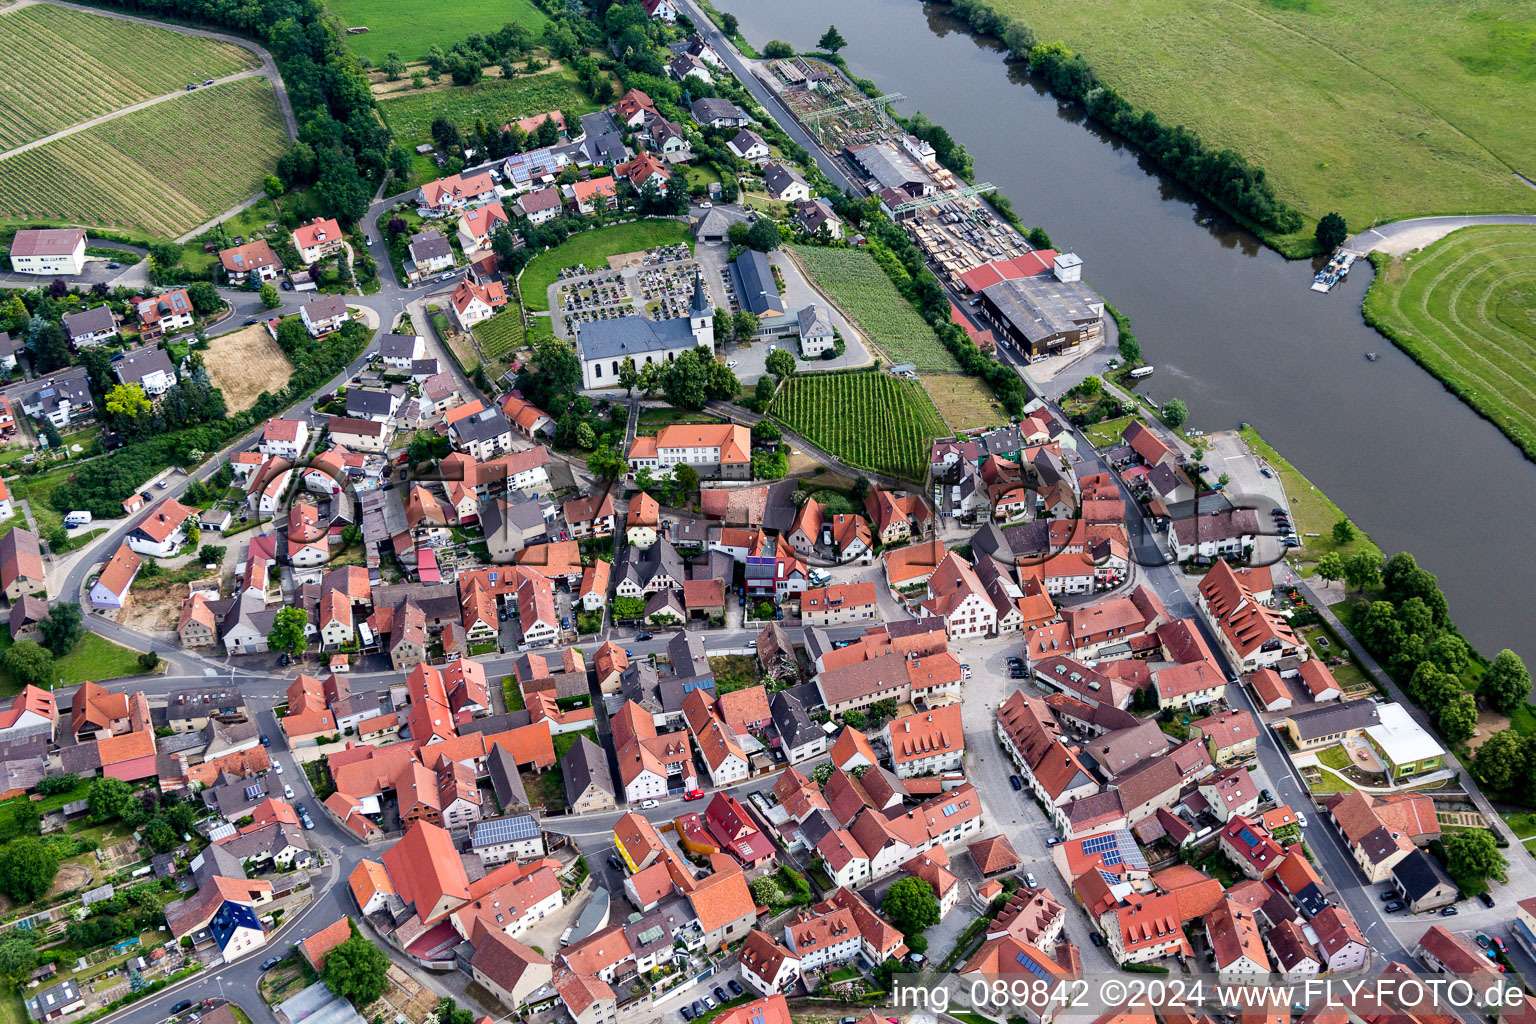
[0,4,259,150]
[790,245,959,372]
[769,372,947,482]
[472,309,527,362]
[0,78,290,238]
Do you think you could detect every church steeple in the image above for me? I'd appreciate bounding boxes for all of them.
[689,267,710,318]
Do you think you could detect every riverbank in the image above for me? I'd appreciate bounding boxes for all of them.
[1361,227,1536,465]
[1237,426,1380,574]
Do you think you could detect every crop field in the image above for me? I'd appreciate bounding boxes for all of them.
[0,78,290,238]
[379,69,594,149]
[472,309,527,362]
[1363,226,1536,462]
[203,325,294,412]
[770,372,947,482]
[789,246,959,372]
[991,0,1536,239]
[331,0,548,64]
[0,4,259,150]
[519,220,690,311]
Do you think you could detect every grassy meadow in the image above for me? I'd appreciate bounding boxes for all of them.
[330,0,548,64]
[995,0,1536,240]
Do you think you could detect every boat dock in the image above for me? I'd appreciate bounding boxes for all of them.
[1311,251,1357,292]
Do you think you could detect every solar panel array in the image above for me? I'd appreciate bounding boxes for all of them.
[472,815,541,845]
[1015,951,1051,977]
[1080,833,1117,855]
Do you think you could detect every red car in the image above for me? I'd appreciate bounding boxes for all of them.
[684,789,705,801]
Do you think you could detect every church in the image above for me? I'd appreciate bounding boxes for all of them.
[576,271,713,390]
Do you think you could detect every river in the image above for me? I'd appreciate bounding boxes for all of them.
[710,0,1536,666]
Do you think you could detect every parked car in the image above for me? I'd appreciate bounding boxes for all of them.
[274,761,284,775]
[1025,872,1038,888]
[681,1008,694,1022]
[641,799,659,809]
[260,734,270,747]
[691,1003,704,1017]
[1009,775,1022,790]
[107,262,120,269]
[203,78,213,85]
[1494,937,1508,953]
[1477,934,1493,949]
[1383,900,1405,912]
[1009,668,1026,679]
[607,854,622,871]
[1089,933,1104,947]
[1260,467,1273,477]
[283,784,294,799]
[260,956,283,970]
[636,632,654,641]
[1259,788,1272,803]
[1480,892,1496,908]
[1381,890,1400,902]
[713,988,727,1003]
[684,789,705,801]
[172,1002,194,1015]
[1296,811,1309,827]
[1046,837,1063,847]
[1440,906,1459,916]
[728,981,743,996]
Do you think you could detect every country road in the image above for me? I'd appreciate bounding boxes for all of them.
[1345,214,1536,257]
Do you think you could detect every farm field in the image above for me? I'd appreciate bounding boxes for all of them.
[0,77,290,238]
[990,0,1536,244]
[378,69,594,151]
[923,373,1004,432]
[0,4,259,150]
[519,220,690,311]
[1363,227,1536,463]
[330,0,548,64]
[203,325,294,413]
[789,245,959,372]
[770,372,947,482]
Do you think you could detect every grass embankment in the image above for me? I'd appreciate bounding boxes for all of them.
[1238,425,1380,572]
[1362,227,1536,464]
[517,219,690,311]
[330,0,548,63]
[0,77,291,238]
[0,629,146,696]
[989,0,1536,252]
[770,371,947,483]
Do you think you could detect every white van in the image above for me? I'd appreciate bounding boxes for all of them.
[64,511,93,528]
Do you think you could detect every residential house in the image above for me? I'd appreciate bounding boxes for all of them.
[301,294,350,337]
[1,530,48,605]
[113,347,176,396]
[293,218,344,264]
[126,499,196,558]
[418,171,498,218]
[219,240,283,285]
[89,543,142,609]
[133,289,194,340]
[8,228,87,275]
[62,305,119,348]
[728,129,770,163]
[457,202,510,255]
[762,163,809,203]
[450,277,508,329]
[407,230,454,283]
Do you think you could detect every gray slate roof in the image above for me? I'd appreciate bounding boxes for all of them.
[690,97,745,123]
[563,735,615,805]
[409,230,452,264]
[731,250,784,318]
[797,304,832,338]
[577,313,697,362]
[114,346,175,387]
[378,333,419,360]
[62,304,117,339]
[305,293,349,320]
[452,407,513,444]
[1285,698,1381,741]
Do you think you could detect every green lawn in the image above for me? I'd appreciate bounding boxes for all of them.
[330,0,548,63]
[635,407,724,436]
[0,629,147,696]
[1363,228,1536,464]
[1316,745,1351,771]
[1502,812,1536,840]
[990,0,1536,250]
[1239,425,1381,572]
[378,69,595,151]
[518,220,690,311]
[1083,413,1142,449]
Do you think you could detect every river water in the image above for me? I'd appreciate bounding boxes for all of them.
[713,0,1536,665]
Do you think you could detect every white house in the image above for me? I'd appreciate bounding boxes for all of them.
[292,218,344,265]
[260,418,310,460]
[514,188,563,226]
[727,130,770,163]
[417,171,498,218]
[407,231,454,283]
[640,0,676,21]
[450,278,506,329]
[378,333,425,370]
[300,295,350,337]
[126,499,196,558]
[456,202,509,255]
[797,305,835,358]
[738,930,801,997]
[763,163,810,204]
[113,347,177,397]
[61,305,119,348]
[8,229,86,275]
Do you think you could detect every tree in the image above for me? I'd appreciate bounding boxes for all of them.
[87,777,134,821]
[322,933,390,1005]
[381,51,407,81]
[1315,551,1344,588]
[811,762,834,787]
[752,419,781,444]
[1315,212,1349,252]
[1475,730,1527,791]
[841,709,866,729]
[538,336,583,397]
[818,25,847,52]
[106,383,151,422]
[749,875,781,905]
[720,12,739,36]
[1479,649,1531,715]
[148,241,183,271]
[1332,518,1356,544]
[746,217,781,252]
[1436,692,1477,743]
[40,602,83,657]
[618,357,639,395]
[766,348,796,381]
[0,935,39,982]
[32,323,69,373]
[763,40,794,59]
[732,310,760,343]
[588,444,625,480]
[673,464,699,497]
[882,877,940,934]
[575,422,597,450]
[867,698,898,726]
[753,375,776,408]
[268,606,309,657]
[1356,600,1404,656]
[1342,550,1382,593]
[1426,632,1469,676]
[1442,829,1506,892]
[407,431,452,463]
[1002,19,1038,59]
[260,283,281,309]
[663,349,711,410]
[4,641,53,690]
[0,838,59,904]
[1160,399,1188,428]
[1397,597,1433,637]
